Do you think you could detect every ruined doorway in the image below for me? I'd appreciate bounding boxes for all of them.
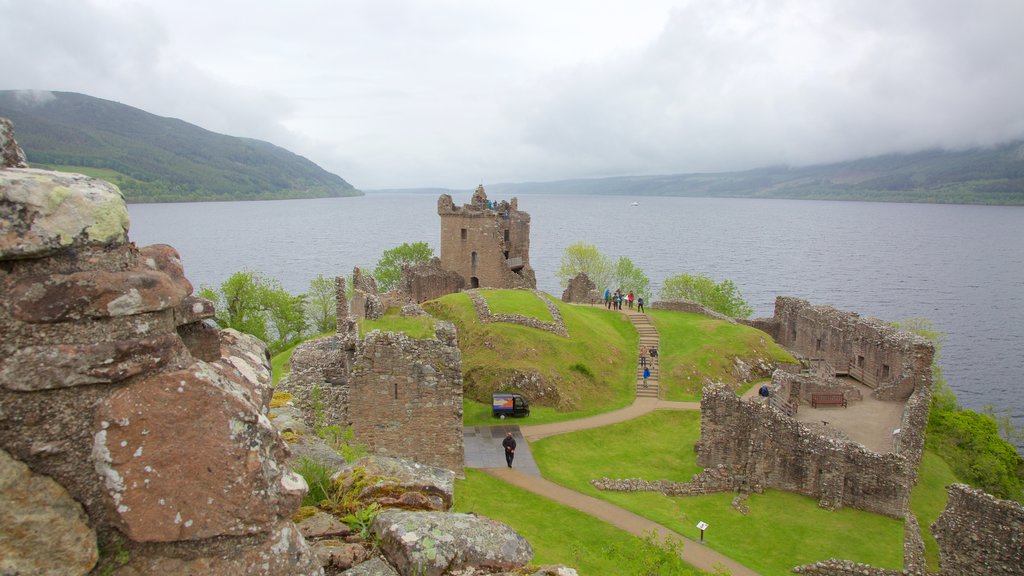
[470,276,479,288]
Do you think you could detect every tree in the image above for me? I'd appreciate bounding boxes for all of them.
[557,242,612,291]
[306,274,339,334]
[373,242,434,292]
[612,257,651,298]
[198,270,307,353]
[658,273,753,318]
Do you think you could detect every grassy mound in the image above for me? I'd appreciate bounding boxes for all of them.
[424,291,637,415]
[359,307,438,339]
[650,310,796,401]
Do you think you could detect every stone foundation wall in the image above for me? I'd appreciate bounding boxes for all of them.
[347,324,464,474]
[697,383,912,517]
[466,289,569,337]
[933,484,1024,575]
[0,165,318,575]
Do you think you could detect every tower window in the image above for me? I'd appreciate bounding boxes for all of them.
[461,228,467,240]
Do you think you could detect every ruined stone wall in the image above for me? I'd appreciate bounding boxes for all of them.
[770,297,933,401]
[347,324,464,475]
[932,484,1024,576]
[400,257,466,303]
[0,166,318,575]
[697,384,913,517]
[437,187,536,290]
[561,272,598,304]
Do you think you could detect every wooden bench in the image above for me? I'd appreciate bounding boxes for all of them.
[811,392,847,408]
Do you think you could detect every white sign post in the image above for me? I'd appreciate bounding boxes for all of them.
[696,521,708,543]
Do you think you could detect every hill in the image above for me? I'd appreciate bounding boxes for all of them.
[0,90,360,202]
[487,141,1024,205]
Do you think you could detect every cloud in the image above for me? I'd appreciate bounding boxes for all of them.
[505,0,1024,180]
[2,0,1023,188]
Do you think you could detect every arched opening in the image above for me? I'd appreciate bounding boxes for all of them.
[470,276,480,288]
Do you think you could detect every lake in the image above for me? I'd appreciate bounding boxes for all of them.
[127,193,1024,441]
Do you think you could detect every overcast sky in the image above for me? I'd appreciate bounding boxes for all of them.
[2,0,1023,189]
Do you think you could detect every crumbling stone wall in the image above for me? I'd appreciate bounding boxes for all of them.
[400,256,466,303]
[347,324,464,475]
[768,297,933,401]
[697,383,913,517]
[932,484,1024,575]
[350,266,384,320]
[0,165,318,575]
[561,272,597,304]
[437,185,536,290]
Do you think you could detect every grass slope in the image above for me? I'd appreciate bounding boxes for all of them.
[425,291,637,421]
[454,469,703,575]
[650,310,796,401]
[910,450,959,572]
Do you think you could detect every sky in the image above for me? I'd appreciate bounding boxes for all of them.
[2,0,1023,189]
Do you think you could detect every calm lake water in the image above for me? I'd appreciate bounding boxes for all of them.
[128,193,1024,441]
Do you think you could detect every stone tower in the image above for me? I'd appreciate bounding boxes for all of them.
[436,185,536,289]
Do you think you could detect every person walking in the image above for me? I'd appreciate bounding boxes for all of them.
[637,295,645,313]
[502,432,517,468]
[628,291,635,310]
[643,366,651,388]
[640,347,648,368]
[604,288,611,309]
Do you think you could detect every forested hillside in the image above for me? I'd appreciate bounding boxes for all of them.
[488,142,1024,205]
[0,90,360,202]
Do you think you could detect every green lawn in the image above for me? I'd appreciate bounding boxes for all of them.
[649,310,796,401]
[480,289,554,321]
[910,449,959,572]
[531,410,904,575]
[454,469,703,575]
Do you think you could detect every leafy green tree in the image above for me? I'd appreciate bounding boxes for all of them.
[373,242,434,292]
[612,257,650,299]
[198,270,307,353]
[306,274,339,333]
[557,242,612,291]
[659,273,753,318]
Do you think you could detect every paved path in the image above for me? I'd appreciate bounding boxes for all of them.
[520,397,698,442]
[623,308,661,399]
[463,425,541,476]
[484,468,759,576]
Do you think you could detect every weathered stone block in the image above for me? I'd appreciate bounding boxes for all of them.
[372,509,533,576]
[92,363,305,541]
[0,168,128,260]
[0,333,189,391]
[0,448,98,576]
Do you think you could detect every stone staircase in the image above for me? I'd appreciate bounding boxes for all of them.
[626,311,660,399]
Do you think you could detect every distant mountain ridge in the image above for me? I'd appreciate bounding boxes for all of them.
[0,90,360,202]
[484,142,1024,205]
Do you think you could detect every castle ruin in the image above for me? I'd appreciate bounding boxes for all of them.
[436,185,536,291]
[696,297,935,518]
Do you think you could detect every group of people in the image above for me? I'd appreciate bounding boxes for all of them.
[603,288,645,313]
[639,345,658,387]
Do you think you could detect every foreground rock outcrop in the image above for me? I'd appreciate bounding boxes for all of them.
[0,137,319,575]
